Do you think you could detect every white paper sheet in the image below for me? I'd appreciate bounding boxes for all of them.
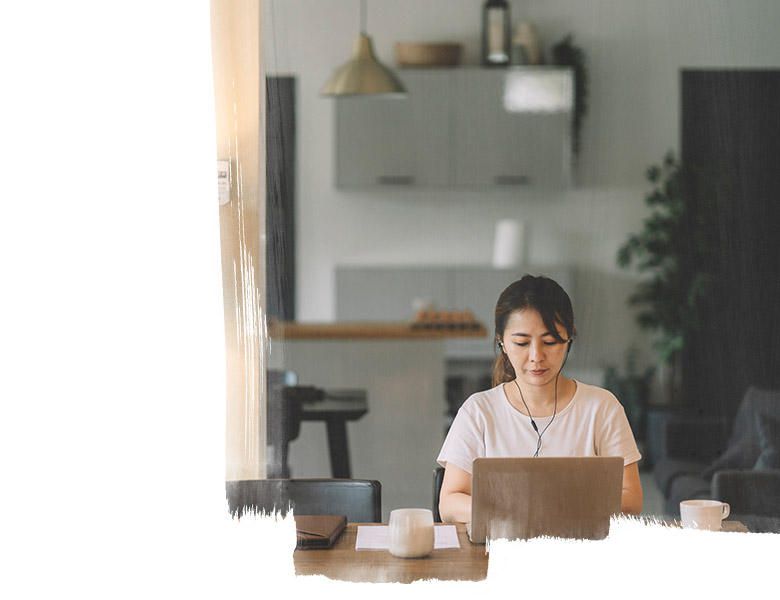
[355,525,460,550]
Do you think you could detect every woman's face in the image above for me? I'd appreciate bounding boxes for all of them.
[500,309,570,388]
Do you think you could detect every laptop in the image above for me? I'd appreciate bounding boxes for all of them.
[466,456,623,543]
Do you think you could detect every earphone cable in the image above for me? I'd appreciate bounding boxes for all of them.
[515,378,557,457]
[513,339,571,457]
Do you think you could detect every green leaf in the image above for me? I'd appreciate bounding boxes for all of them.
[646,165,661,183]
[617,151,718,367]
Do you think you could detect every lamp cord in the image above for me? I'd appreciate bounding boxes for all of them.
[360,0,367,34]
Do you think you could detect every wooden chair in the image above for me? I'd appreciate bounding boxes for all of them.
[226,478,382,523]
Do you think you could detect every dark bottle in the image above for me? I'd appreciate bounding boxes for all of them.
[481,0,511,66]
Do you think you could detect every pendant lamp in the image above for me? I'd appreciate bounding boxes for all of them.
[321,0,407,97]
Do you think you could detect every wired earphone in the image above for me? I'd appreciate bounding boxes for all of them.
[498,337,573,457]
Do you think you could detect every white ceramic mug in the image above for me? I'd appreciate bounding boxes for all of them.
[388,508,434,558]
[680,499,731,531]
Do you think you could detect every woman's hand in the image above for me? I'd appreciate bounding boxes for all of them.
[621,461,643,515]
[438,463,473,523]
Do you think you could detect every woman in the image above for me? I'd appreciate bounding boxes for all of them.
[437,274,643,523]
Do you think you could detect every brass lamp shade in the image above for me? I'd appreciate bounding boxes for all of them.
[321,34,407,97]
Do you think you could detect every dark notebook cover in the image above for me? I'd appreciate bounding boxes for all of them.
[294,515,347,550]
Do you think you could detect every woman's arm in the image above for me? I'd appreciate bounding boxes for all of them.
[621,461,643,515]
[438,462,473,523]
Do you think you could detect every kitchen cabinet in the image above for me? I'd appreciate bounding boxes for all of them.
[451,69,572,188]
[334,67,572,189]
[335,70,452,188]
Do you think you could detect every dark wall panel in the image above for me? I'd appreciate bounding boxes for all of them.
[681,70,780,419]
[266,76,296,321]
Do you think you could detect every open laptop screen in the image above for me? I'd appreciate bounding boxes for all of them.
[468,456,623,543]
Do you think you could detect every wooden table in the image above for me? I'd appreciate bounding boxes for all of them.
[294,520,749,583]
[294,523,489,583]
[660,519,749,533]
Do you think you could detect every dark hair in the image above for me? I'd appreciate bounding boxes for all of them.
[491,274,577,386]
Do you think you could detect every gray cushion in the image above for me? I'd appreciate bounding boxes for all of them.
[654,458,708,496]
[664,474,713,517]
[669,474,712,501]
[701,437,756,480]
[754,412,780,470]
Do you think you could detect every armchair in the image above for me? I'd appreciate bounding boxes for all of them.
[653,386,780,532]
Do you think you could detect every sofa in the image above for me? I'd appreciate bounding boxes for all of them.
[653,386,780,533]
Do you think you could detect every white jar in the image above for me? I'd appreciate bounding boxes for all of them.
[388,508,435,558]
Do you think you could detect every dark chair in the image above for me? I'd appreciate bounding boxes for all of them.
[433,466,445,523]
[226,478,382,523]
[266,370,303,478]
[267,369,368,479]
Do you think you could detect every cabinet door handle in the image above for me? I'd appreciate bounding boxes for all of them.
[377,175,415,186]
[494,175,531,185]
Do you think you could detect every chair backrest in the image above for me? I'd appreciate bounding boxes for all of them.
[226,478,382,523]
[266,370,302,478]
[433,467,445,523]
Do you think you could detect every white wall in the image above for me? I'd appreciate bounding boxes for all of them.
[265,0,780,375]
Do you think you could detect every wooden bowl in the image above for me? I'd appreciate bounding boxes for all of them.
[395,42,462,67]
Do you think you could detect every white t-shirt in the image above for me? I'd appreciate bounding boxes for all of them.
[437,380,641,474]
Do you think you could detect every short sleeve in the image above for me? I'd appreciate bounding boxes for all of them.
[436,401,486,475]
[596,395,642,466]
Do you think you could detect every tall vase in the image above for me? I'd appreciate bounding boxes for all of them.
[481,0,510,66]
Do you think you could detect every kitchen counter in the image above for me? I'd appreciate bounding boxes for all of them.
[268,318,486,520]
[267,319,487,340]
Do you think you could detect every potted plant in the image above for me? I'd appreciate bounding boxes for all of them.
[551,33,588,159]
[616,152,720,405]
[602,348,655,443]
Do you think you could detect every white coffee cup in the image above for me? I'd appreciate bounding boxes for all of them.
[388,508,434,558]
[680,499,731,531]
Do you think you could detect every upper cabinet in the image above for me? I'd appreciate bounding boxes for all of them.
[335,67,573,189]
[335,70,453,188]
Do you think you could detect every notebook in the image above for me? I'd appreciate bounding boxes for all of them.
[294,515,347,550]
[466,456,623,543]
